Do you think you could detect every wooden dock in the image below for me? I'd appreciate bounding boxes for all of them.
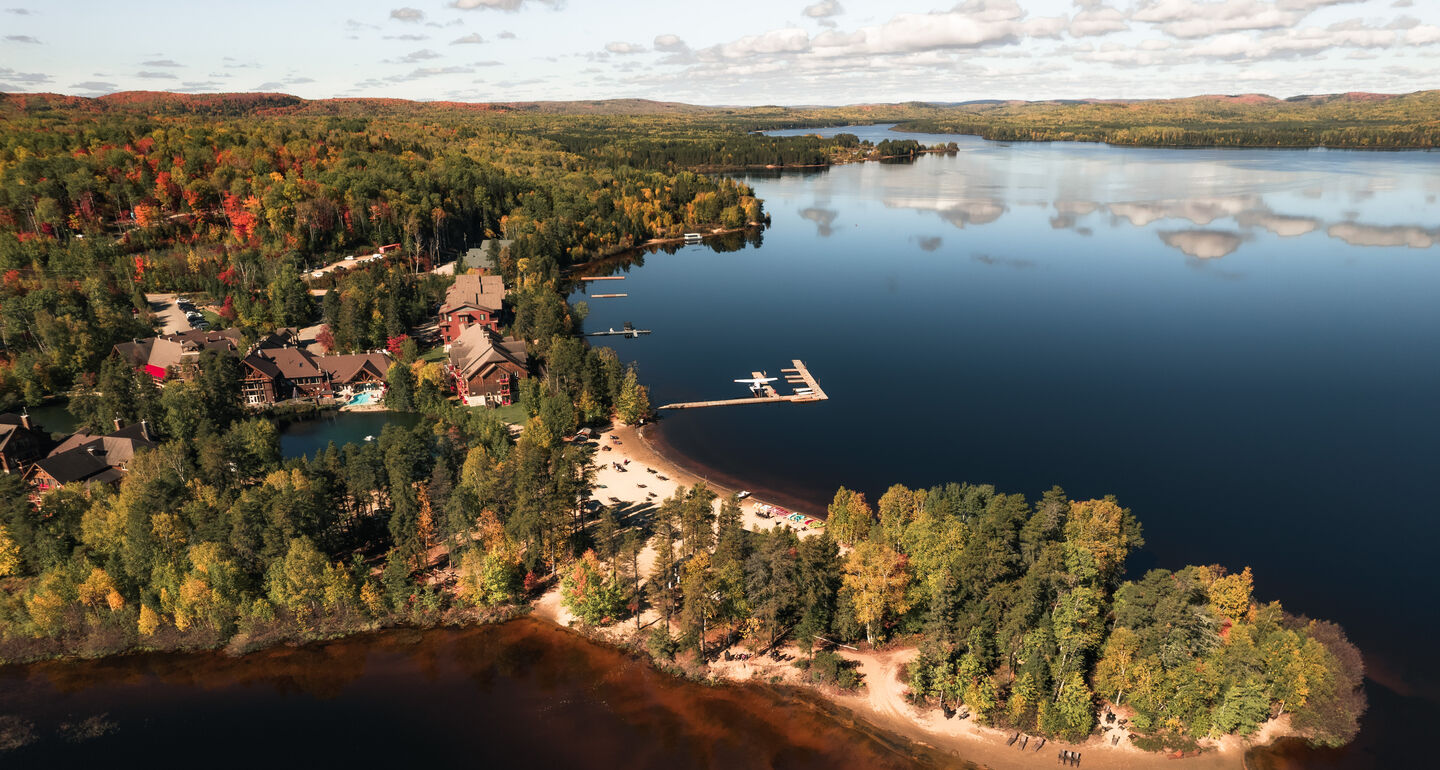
[658,359,827,410]
[591,293,628,298]
[580,276,626,281]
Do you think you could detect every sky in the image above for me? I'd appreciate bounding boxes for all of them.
[1,1,1437,104]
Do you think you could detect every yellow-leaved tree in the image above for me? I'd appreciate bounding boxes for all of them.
[841,540,911,645]
[0,523,20,577]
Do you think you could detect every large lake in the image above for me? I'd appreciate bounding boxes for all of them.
[572,125,1440,768]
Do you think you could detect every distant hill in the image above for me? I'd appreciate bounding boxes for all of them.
[0,91,715,118]
[3,89,1437,148]
[892,90,1440,148]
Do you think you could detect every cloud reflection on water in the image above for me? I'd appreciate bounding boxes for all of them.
[1160,229,1246,259]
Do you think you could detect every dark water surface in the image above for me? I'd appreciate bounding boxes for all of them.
[0,619,955,769]
[573,126,1440,768]
[278,410,424,459]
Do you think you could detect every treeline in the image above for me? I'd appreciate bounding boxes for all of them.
[536,120,862,169]
[896,91,1440,148]
[562,482,1366,750]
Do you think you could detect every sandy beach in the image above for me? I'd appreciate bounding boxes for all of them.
[531,423,1273,770]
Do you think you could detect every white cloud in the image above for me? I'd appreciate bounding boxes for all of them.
[699,28,810,60]
[605,41,646,54]
[452,33,486,44]
[396,48,442,62]
[802,1,843,19]
[135,70,178,79]
[1069,3,1128,37]
[653,34,688,53]
[1403,24,1440,44]
[390,7,424,23]
[451,0,559,10]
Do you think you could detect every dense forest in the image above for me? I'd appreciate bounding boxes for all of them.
[0,94,779,407]
[554,482,1367,752]
[896,90,1440,148]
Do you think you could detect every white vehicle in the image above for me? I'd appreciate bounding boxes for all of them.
[346,255,357,261]
[737,490,751,499]
[312,271,324,278]
[734,374,778,395]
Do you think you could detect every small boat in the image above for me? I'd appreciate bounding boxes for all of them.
[363,435,375,442]
[737,491,751,499]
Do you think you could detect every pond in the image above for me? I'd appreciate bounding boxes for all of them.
[278,410,425,459]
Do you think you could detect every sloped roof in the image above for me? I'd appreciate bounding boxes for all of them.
[463,239,512,270]
[242,352,283,380]
[449,324,528,381]
[33,449,113,485]
[440,273,507,316]
[115,329,241,374]
[249,347,326,380]
[37,423,157,484]
[319,352,392,384]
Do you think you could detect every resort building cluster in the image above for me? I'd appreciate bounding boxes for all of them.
[2,253,536,499]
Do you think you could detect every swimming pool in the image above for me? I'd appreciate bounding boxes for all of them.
[347,391,376,406]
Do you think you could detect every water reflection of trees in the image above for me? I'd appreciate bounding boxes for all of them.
[569,229,764,283]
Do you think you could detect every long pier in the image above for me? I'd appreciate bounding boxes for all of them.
[659,360,827,410]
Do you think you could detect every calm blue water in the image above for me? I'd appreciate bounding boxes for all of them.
[574,126,1440,768]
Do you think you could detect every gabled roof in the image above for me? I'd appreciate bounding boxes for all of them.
[249,347,327,380]
[0,418,49,463]
[114,329,242,377]
[319,353,392,384]
[32,449,113,485]
[439,274,506,316]
[36,423,158,484]
[242,352,283,380]
[449,324,528,381]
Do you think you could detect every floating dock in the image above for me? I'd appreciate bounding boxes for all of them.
[591,293,628,298]
[659,360,827,410]
[586,322,651,339]
[579,276,626,281]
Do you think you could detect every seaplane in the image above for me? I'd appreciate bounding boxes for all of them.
[734,373,778,396]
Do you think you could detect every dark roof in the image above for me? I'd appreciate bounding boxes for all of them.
[463,239,512,270]
[33,449,113,484]
[319,353,392,384]
[250,347,327,380]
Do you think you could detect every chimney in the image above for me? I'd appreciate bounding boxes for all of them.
[19,410,29,430]
[113,417,123,432]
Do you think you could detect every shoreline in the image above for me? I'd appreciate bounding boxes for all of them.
[573,422,1293,770]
